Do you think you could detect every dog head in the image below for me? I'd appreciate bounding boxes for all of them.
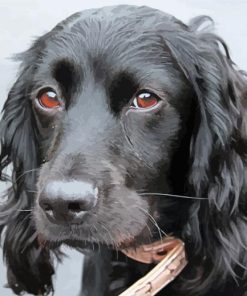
[0,5,247,295]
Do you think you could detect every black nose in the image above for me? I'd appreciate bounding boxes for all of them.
[39,180,98,224]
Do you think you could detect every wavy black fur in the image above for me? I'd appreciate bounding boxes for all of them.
[0,5,247,296]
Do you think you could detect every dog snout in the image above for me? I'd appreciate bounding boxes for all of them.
[38,180,98,224]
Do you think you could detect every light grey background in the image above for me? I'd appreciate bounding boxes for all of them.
[0,0,247,295]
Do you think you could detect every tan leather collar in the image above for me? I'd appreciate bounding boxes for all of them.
[120,237,187,295]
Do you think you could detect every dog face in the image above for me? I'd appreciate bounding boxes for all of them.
[1,5,247,296]
[32,8,191,247]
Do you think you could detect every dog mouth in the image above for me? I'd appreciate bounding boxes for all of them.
[37,228,176,267]
[36,220,158,251]
[37,233,160,257]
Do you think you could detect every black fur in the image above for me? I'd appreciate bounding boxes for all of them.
[0,5,247,296]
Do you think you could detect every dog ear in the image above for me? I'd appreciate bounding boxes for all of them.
[0,14,83,294]
[0,53,55,295]
[163,17,247,292]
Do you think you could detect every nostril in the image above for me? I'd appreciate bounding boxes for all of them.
[68,202,82,213]
[39,198,53,211]
[42,203,53,212]
[39,199,55,221]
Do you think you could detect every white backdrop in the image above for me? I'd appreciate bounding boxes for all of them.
[0,0,247,295]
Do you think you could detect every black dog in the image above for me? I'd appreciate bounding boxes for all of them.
[0,5,247,296]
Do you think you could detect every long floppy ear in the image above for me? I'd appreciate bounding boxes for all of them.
[0,13,85,294]
[163,17,247,293]
[0,55,55,294]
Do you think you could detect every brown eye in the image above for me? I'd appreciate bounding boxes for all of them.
[131,92,160,109]
[37,89,61,109]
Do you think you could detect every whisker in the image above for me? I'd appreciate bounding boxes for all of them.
[139,192,207,200]
[87,224,95,251]
[135,205,168,242]
[100,222,116,249]
[92,225,101,252]
[15,168,40,183]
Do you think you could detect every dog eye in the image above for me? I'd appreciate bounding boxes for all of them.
[131,91,160,109]
[37,89,62,109]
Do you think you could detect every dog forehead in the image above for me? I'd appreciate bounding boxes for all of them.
[65,5,175,30]
[45,5,180,59]
[42,13,179,81]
